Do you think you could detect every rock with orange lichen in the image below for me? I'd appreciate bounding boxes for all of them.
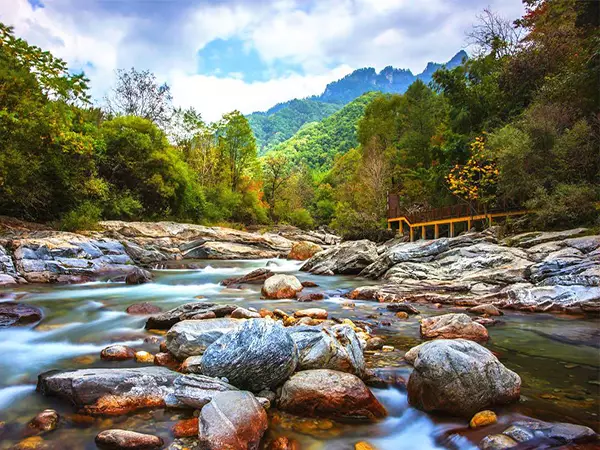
[266,436,300,450]
[278,369,387,423]
[289,241,323,261]
[470,410,498,428]
[37,367,178,416]
[24,409,59,436]
[12,436,47,450]
[172,417,198,438]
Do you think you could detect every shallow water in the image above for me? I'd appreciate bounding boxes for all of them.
[0,259,598,449]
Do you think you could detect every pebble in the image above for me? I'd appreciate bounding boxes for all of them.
[382,346,395,352]
[470,410,497,428]
[135,351,155,363]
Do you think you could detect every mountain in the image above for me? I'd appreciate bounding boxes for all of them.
[318,50,468,105]
[248,99,342,155]
[270,91,381,170]
[248,50,468,153]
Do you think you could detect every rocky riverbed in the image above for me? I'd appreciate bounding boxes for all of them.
[0,220,598,450]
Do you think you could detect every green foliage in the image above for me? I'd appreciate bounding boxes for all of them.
[272,92,380,170]
[59,201,102,231]
[526,184,599,229]
[287,208,315,230]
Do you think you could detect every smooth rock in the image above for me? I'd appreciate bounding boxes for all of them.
[287,324,365,377]
[173,374,238,408]
[198,391,268,450]
[288,241,323,261]
[220,268,273,287]
[296,292,325,302]
[146,303,237,329]
[25,410,59,436]
[230,307,261,319]
[154,352,179,369]
[470,410,497,428]
[420,313,488,342]
[95,429,163,449]
[278,369,387,422]
[200,319,297,392]
[294,308,327,320]
[134,351,155,363]
[165,318,242,359]
[406,339,521,417]
[386,303,420,314]
[0,302,42,327]
[126,303,163,315]
[468,304,503,316]
[100,345,136,361]
[125,267,153,285]
[261,274,303,299]
[479,434,518,450]
[503,420,597,444]
[37,367,178,415]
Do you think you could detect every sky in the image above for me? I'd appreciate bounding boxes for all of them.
[1,0,525,122]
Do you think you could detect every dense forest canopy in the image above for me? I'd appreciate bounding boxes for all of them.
[0,0,598,236]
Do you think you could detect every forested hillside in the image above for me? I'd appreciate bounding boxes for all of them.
[247,99,341,153]
[268,92,380,170]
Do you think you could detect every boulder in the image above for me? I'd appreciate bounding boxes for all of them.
[200,319,297,392]
[126,303,163,315]
[296,292,325,302]
[125,267,153,285]
[183,241,281,259]
[420,313,489,342]
[197,391,268,450]
[220,268,273,287]
[100,345,136,361]
[386,303,420,315]
[154,352,179,369]
[37,367,178,415]
[261,274,303,299]
[173,374,238,408]
[166,318,242,359]
[230,307,261,319]
[95,429,163,449]
[278,369,386,422]
[294,308,327,320]
[287,325,365,377]
[406,339,521,417]
[301,240,378,275]
[180,356,202,374]
[288,241,323,261]
[146,303,237,329]
[0,302,42,327]
[479,434,518,450]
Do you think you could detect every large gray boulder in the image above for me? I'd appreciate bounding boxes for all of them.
[197,391,268,450]
[278,369,387,422]
[406,339,521,417]
[37,367,178,415]
[200,319,298,392]
[301,240,378,275]
[146,303,237,329]
[166,318,242,359]
[287,324,365,377]
[0,244,20,285]
[173,374,238,408]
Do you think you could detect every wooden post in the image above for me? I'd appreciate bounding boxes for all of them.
[449,222,455,238]
[399,221,403,235]
[410,227,414,242]
[467,219,472,231]
[434,223,439,239]
[421,225,426,240]
[387,221,391,230]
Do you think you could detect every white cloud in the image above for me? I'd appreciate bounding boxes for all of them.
[0,0,526,122]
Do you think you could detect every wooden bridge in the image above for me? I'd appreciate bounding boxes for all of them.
[387,194,530,241]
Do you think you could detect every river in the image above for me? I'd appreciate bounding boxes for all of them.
[0,259,598,449]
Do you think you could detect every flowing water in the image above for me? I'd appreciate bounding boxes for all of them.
[0,259,598,449]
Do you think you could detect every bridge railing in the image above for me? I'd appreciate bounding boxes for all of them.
[387,194,522,223]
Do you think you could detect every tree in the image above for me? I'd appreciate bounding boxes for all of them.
[447,136,499,216]
[104,68,173,128]
[218,111,258,192]
[466,8,523,58]
[262,152,292,219]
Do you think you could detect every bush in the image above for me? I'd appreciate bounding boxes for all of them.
[59,202,102,231]
[342,228,397,243]
[526,183,600,229]
[288,208,315,230]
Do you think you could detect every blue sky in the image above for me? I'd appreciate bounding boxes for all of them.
[3,0,525,121]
